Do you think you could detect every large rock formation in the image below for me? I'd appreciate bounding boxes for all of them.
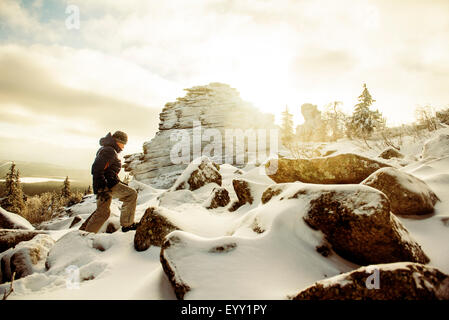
[296,103,323,142]
[265,153,390,184]
[362,167,439,216]
[123,83,277,188]
[293,263,449,300]
[0,207,34,230]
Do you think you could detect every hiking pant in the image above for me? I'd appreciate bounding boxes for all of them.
[84,182,137,233]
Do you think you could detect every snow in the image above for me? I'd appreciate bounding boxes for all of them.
[3,126,449,300]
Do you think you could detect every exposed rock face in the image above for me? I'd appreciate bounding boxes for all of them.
[171,157,221,191]
[1,234,54,283]
[379,147,404,159]
[0,229,45,253]
[0,207,34,230]
[265,153,390,184]
[123,83,277,189]
[205,187,230,209]
[295,103,323,142]
[298,184,429,265]
[293,263,449,300]
[134,207,181,251]
[422,133,449,159]
[228,179,268,212]
[362,167,439,215]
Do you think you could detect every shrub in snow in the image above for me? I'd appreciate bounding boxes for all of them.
[362,167,439,215]
[265,153,390,184]
[134,207,181,251]
[0,229,45,254]
[378,147,404,160]
[422,133,449,159]
[292,262,449,300]
[1,234,54,283]
[0,207,34,230]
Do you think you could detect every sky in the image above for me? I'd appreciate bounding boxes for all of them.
[0,0,448,170]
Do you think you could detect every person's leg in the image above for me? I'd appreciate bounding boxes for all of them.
[110,182,137,228]
[84,192,112,233]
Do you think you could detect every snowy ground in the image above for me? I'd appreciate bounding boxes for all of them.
[3,126,449,299]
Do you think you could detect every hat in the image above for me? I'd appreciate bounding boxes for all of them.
[112,131,128,144]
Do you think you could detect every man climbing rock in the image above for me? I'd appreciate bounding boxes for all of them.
[85,131,138,233]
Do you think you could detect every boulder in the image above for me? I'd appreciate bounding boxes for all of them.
[69,216,82,228]
[379,147,404,160]
[362,167,439,215]
[0,207,34,230]
[172,157,222,192]
[205,187,230,209]
[265,153,390,184]
[134,207,181,251]
[228,179,268,212]
[0,229,46,253]
[293,263,449,300]
[1,234,54,283]
[422,133,449,159]
[297,184,429,265]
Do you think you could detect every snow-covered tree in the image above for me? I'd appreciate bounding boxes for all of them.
[281,105,295,147]
[1,162,26,214]
[348,84,383,147]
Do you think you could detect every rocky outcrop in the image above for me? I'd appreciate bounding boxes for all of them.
[205,187,230,209]
[171,157,222,191]
[1,234,54,283]
[134,207,181,251]
[228,179,268,212]
[0,229,46,253]
[297,184,429,265]
[362,167,439,215]
[0,207,34,230]
[123,83,277,189]
[379,147,404,159]
[293,263,449,300]
[295,103,323,142]
[265,153,390,184]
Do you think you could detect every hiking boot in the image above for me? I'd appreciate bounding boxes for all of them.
[121,222,139,233]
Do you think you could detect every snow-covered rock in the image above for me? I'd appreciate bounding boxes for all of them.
[0,229,45,254]
[204,187,230,209]
[134,207,181,251]
[171,156,221,191]
[123,83,277,188]
[0,207,34,230]
[422,133,449,159]
[1,234,54,283]
[362,167,439,215]
[265,153,391,184]
[228,178,267,212]
[378,147,404,160]
[293,262,449,300]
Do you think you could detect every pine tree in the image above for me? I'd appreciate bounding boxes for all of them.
[61,176,72,199]
[349,83,383,148]
[1,162,25,214]
[84,185,92,195]
[281,105,295,147]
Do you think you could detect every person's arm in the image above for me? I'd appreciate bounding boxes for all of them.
[92,147,115,192]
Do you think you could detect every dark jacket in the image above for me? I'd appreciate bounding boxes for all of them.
[91,132,122,194]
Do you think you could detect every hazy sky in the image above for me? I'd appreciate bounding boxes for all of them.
[1,0,448,170]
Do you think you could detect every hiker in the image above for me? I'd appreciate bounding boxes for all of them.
[85,131,138,233]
